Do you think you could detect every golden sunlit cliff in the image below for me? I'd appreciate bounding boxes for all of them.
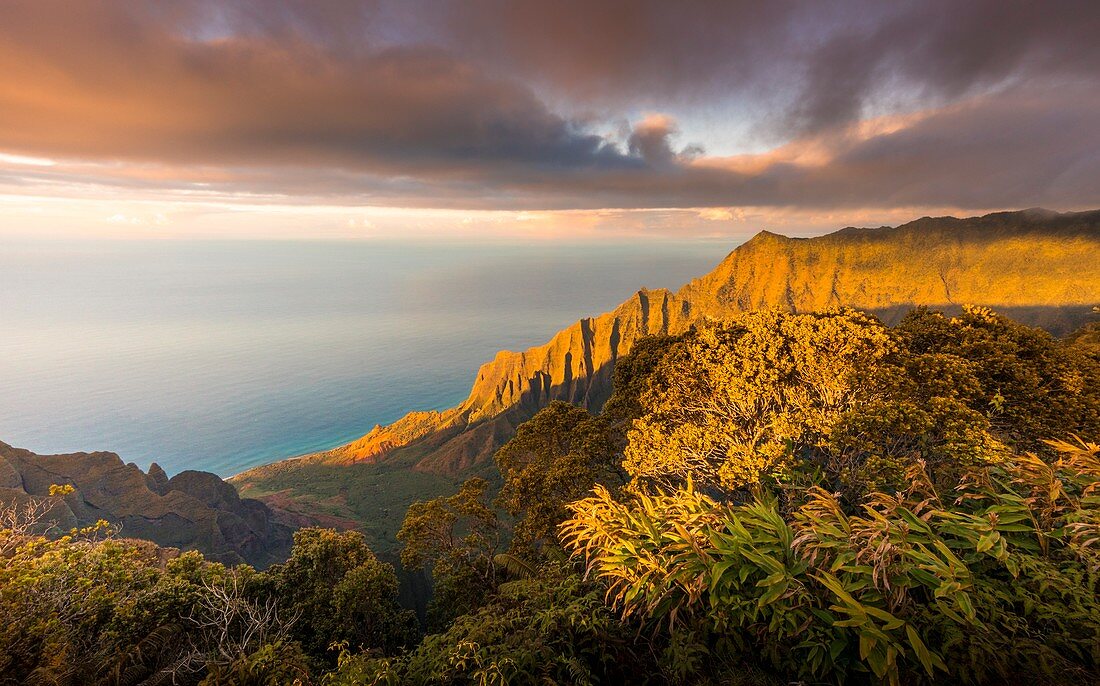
[234,209,1100,487]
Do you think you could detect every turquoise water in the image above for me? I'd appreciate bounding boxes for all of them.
[0,239,731,476]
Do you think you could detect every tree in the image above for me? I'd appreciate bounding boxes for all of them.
[271,528,416,662]
[624,309,896,491]
[199,640,312,686]
[397,478,502,629]
[601,333,683,428]
[0,494,303,684]
[494,401,625,555]
[1066,320,1100,355]
[325,564,669,686]
[893,306,1100,452]
[621,308,1100,497]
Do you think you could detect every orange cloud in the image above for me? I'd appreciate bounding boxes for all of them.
[0,1,1097,229]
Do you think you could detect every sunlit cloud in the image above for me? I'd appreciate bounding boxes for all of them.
[0,186,1007,243]
[0,152,56,167]
[697,208,744,222]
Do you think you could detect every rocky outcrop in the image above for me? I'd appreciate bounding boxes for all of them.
[679,209,1100,330]
[235,209,1100,483]
[146,462,170,494]
[0,441,292,567]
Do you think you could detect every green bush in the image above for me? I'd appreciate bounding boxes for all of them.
[200,641,313,685]
[271,528,417,662]
[326,565,662,686]
[563,439,1100,684]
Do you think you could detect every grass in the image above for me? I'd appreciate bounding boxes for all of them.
[234,454,460,555]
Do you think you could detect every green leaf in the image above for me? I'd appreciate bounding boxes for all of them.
[708,560,735,595]
[757,580,789,607]
[756,571,786,587]
[906,624,936,675]
[859,632,875,660]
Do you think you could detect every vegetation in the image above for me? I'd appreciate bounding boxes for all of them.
[1065,317,1100,355]
[0,499,409,684]
[325,564,655,686]
[624,307,1100,496]
[232,457,458,555]
[494,401,625,556]
[3,306,1099,684]
[270,528,417,662]
[397,478,503,630]
[564,439,1100,684]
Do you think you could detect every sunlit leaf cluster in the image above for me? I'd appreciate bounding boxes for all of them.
[564,439,1100,684]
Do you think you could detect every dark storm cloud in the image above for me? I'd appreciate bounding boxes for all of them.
[441,0,1100,135]
[780,0,1100,135]
[0,0,1098,211]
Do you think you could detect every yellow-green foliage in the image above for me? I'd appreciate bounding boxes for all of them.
[625,310,895,491]
[270,528,418,662]
[563,439,1100,685]
[325,567,631,686]
[624,307,1100,496]
[0,517,311,685]
[0,508,411,684]
[0,534,163,681]
[199,640,312,686]
[894,306,1100,452]
[1068,321,1100,353]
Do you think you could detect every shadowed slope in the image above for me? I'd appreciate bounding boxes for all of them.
[0,441,292,567]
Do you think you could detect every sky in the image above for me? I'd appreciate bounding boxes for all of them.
[1,0,1098,240]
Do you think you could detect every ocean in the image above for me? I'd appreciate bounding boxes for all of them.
[0,239,732,476]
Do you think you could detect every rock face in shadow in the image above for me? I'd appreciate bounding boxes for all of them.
[235,209,1100,483]
[0,441,292,567]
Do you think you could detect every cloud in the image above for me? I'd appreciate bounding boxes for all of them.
[774,1,1100,137]
[105,212,168,226]
[0,30,607,174]
[698,208,744,222]
[0,153,56,167]
[441,1,1100,137]
[460,84,1100,212]
[0,0,1098,219]
[625,115,703,167]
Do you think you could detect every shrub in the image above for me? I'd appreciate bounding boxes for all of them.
[325,565,659,686]
[563,439,1100,685]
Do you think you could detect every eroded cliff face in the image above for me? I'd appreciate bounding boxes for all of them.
[236,209,1100,481]
[0,441,292,567]
[273,287,698,474]
[680,210,1100,328]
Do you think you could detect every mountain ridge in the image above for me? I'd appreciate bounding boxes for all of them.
[234,208,1100,489]
[1,440,292,567]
